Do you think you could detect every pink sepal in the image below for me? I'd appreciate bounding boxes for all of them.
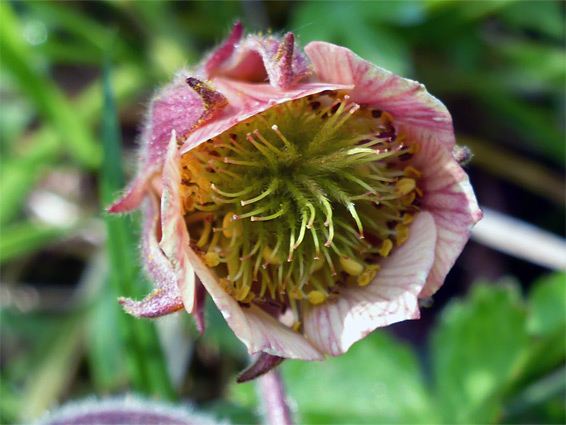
[237,353,285,383]
[303,212,437,356]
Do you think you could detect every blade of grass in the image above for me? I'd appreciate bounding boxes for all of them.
[0,3,102,169]
[99,46,176,400]
[0,220,78,264]
[0,63,147,226]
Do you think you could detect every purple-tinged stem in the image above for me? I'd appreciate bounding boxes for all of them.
[259,369,294,425]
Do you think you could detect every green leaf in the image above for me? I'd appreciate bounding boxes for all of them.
[0,2,102,169]
[432,282,530,423]
[528,272,566,338]
[86,278,129,392]
[230,331,437,424]
[0,221,76,264]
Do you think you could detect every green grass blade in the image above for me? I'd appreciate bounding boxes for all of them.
[99,47,176,400]
[0,2,102,169]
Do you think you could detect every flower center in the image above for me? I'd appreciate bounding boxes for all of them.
[179,91,422,326]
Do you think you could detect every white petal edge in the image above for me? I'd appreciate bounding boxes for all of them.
[412,144,482,298]
[159,131,196,313]
[303,211,437,356]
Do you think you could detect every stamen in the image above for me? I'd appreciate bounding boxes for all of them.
[241,179,279,206]
[253,129,283,155]
[271,125,295,153]
[251,204,287,222]
[211,183,256,198]
[196,220,212,248]
[246,132,276,164]
[293,210,308,249]
[346,202,365,239]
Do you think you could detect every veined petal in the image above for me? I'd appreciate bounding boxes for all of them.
[412,145,482,298]
[304,41,455,150]
[179,80,351,155]
[183,243,324,361]
[303,212,437,357]
[159,131,198,315]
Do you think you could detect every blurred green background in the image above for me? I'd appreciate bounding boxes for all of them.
[1,1,564,424]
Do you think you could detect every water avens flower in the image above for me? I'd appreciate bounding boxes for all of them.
[110,24,481,372]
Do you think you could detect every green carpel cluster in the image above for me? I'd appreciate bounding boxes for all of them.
[179,90,422,325]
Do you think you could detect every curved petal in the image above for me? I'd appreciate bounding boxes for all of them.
[159,131,198,315]
[303,212,437,356]
[118,192,184,318]
[179,79,352,155]
[206,32,311,89]
[304,41,455,150]
[413,145,482,298]
[184,243,324,361]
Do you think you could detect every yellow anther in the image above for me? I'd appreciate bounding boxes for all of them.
[235,284,252,301]
[204,252,220,267]
[402,213,414,225]
[307,290,327,305]
[395,223,410,246]
[415,186,423,197]
[357,273,371,287]
[379,239,393,257]
[222,212,242,238]
[396,232,410,246]
[395,178,416,196]
[339,257,364,276]
[241,291,255,304]
[400,191,416,206]
[366,264,381,273]
[408,143,420,154]
[262,246,280,265]
[395,222,409,234]
[219,278,233,295]
[404,166,422,179]
[293,321,302,332]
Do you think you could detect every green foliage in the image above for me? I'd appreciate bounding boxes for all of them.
[227,274,565,424]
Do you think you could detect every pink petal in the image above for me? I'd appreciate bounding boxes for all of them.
[413,144,482,298]
[180,80,351,155]
[303,211,437,357]
[183,242,324,360]
[158,131,198,314]
[118,192,184,318]
[304,41,455,150]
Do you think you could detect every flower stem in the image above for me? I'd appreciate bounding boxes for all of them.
[259,370,294,425]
